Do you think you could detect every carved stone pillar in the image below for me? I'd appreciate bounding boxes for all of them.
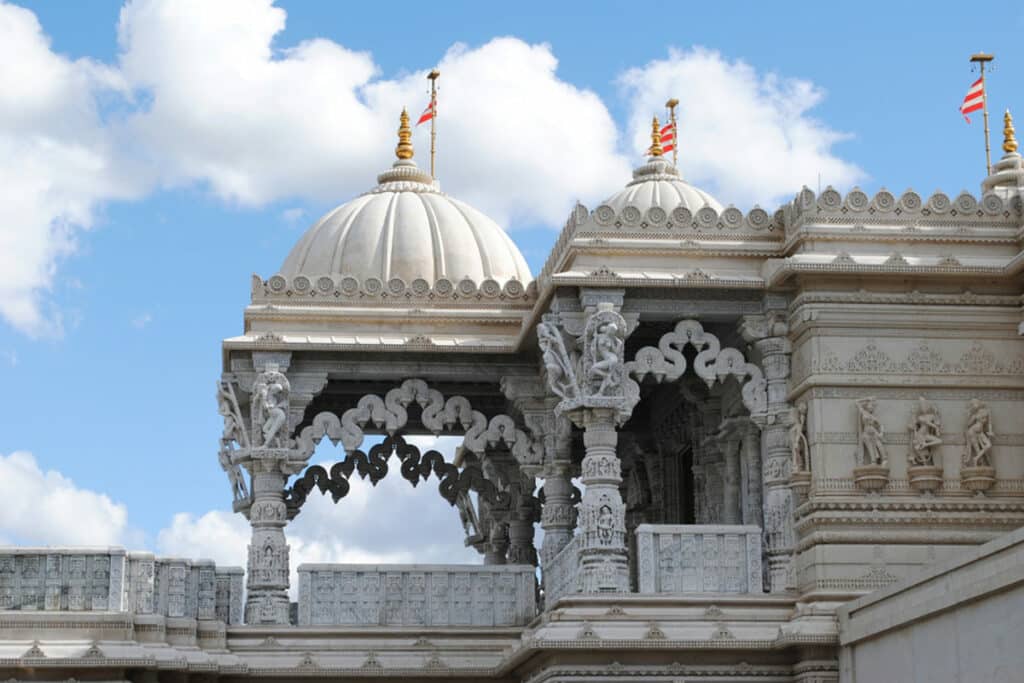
[540,461,575,568]
[718,421,743,525]
[536,293,639,594]
[742,313,795,592]
[484,513,510,565]
[244,455,291,624]
[508,480,539,566]
[577,408,629,592]
[741,419,764,528]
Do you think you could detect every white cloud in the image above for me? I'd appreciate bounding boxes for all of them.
[0,2,142,337]
[0,451,130,546]
[618,47,864,208]
[130,312,152,329]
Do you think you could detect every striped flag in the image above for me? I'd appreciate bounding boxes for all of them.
[660,123,675,153]
[417,100,435,126]
[960,77,984,123]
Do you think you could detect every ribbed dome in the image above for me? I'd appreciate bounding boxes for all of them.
[600,156,723,214]
[280,159,531,285]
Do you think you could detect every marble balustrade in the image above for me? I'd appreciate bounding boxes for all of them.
[542,535,580,608]
[0,547,243,624]
[635,524,763,594]
[297,564,537,626]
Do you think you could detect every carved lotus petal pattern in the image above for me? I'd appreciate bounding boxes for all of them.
[927,192,951,213]
[819,188,842,209]
[364,277,383,295]
[434,278,453,296]
[981,193,1003,215]
[898,191,921,211]
[696,206,717,228]
[316,276,334,293]
[955,192,977,213]
[872,190,895,212]
[672,207,692,226]
[721,207,743,227]
[387,277,405,295]
[457,278,477,296]
[293,275,311,293]
[504,280,524,297]
[846,189,869,211]
[747,207,769,227]
[340,276,359,295]
[268,275,287,292]
[410,278,430,295]
[480,278,501,297]
[646,206,667,225]
[593,204,616,226]
[621,206,642,225]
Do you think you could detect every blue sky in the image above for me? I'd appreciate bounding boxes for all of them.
[1,0,1021,568]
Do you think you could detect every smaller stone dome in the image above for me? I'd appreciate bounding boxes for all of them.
[599,155,724,215]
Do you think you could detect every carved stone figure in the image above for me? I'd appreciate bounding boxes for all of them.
[908,397,942,466]
[218,447,249,501]
[537,322,578,400]
[596,505,615,546]
[788,404,810,473]
[217,380,249,448]
[855,397,887,466]
[252,366,290,449]
[963,398,995,467]
[588,320,623,396]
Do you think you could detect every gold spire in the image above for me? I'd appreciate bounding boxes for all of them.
[1004,109,1018,154]
[649,116,663,157]
[395,108,414,160]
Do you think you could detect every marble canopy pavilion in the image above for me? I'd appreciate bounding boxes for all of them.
[3,109,1024,683]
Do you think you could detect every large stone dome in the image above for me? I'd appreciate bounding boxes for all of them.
[280,158,531,286]
[598,155,723,215]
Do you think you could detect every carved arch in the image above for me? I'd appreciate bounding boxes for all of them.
[293,379,543,472]
[626,320,767,416]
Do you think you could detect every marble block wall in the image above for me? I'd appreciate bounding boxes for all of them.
[297,564,537,626]
[0,548,125,612]
[542,536,580,607]
[126,552,244,624]
[635,524,763,593]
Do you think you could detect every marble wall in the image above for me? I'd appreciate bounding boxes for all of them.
[635,524,763,593]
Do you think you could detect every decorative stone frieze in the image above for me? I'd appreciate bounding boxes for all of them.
[295,564,536,626]
[635,525,763,594]
[253,273,535,305]
[0,548,125,612]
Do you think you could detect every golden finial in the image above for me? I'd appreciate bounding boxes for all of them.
[395,108,414,160]
[649,116,663,157]
[1004,110,1018,154]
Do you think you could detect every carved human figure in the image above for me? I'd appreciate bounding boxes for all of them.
[253,372,289,448]
[908,396,942,466]
[963,398,995,468]
[596,504,615,545]
[855,397,887,466]
[788,403,810,473]
[218,447,249,501]
[537,323,578,400]
[589,321,622,396]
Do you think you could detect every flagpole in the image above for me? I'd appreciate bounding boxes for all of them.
[665,98,679,168]
[428,69,440,180]
[970,52,994,175]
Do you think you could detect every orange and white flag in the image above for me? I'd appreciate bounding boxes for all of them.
[960,77,984,123]
[417,100,435,126]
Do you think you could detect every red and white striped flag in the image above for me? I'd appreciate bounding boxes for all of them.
[417,100,435,126]
[660,123,675,153]
[960,77,984,123]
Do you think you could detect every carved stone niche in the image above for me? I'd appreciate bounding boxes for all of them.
[961,466,996,495]
[907,465,943,495]
[852,465,890,493]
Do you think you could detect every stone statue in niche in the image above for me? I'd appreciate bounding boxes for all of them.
[252,365,290,449]
[855,397,887,466]
[788,404,810,473]
[596,505,615,545]
[963,399,995,468]
[908,397,942,466]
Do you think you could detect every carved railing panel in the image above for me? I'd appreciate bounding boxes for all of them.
[542,535,580,608]
[635,524,762,594]
[296,564,536,626]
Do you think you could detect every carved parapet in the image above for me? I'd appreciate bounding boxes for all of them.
[296,564,537,626]
[0,548,126,612]
[635,524,763,594]
[542,536,581,608]
[253,272,534,305]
